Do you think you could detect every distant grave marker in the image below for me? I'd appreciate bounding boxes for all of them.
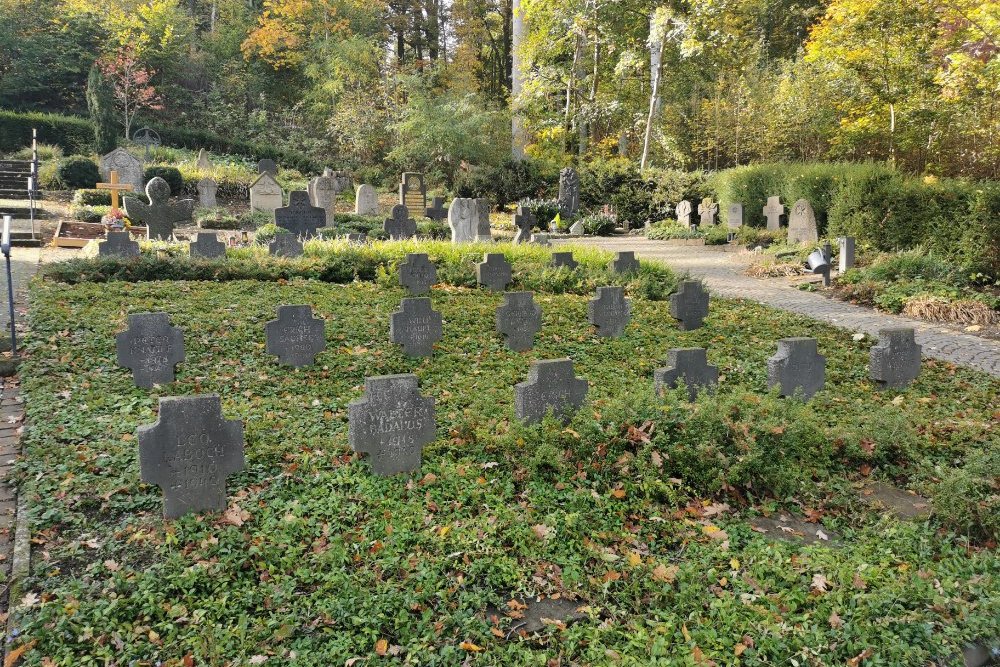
[275,191,325,239]
[426,196,448,223]
[399,172,426,216]
[197,178,218,208]
[558,168,580,218]
[384,204,417,240]
[763,196,784,232]
[610,251,639,274]
[870,328,921,389]
[249,172,283,213]
[787,199,819,244]
[390,298,442,357]
[654,348,718,400]
[257,159,278,175]
[116,312,185,388]
[399,253,438,295]
[269,233,303,258]
[515,359,588,424]
[588,286,630,338]
[698,198,718,227]
[190,232,226,259]
[98,231,140,258]
[768,337,825,400]
[349,374,435,476]
[676,200,693,228]
[476,253,512,292]
[265,305,326,367]
[124,177,194,240]
[355,184,379,216]
[513,206,536,244]
[495,292,542,352]
[551,252,578,270]
[669,280,709,330]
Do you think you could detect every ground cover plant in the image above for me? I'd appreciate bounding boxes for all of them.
[11,246,999,665]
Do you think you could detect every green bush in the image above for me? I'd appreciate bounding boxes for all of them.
[645,222,702,241]
[144,166,183,195]
[579,213,617,236]
[73,189,148,207]
[702,225,731,245]
[518,198,560,230]
[69,204,108,223]
[0,110,94,154]
[254,223,279,244]
[56,156,100,189]
[416,220,449,239]
[196,208,240,230]
[933,438,999,543]
[454,158,550,208]
[236,210,273,230]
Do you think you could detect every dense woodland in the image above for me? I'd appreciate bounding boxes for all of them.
[0,0,997,181]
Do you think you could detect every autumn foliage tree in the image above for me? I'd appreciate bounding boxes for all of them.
[98,45,162,140]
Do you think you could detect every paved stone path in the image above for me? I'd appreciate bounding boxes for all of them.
[563,237,1000,378]
[0,380,22,615]
[0,247,40,340]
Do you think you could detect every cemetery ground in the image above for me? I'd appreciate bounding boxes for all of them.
[6,241,999,665]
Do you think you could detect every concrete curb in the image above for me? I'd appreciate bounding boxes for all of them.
[4,492,29,663]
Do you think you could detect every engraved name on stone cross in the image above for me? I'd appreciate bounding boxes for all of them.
[654,348,719,401]
[495,292,542,352]
[390,298,443,357]
[275,191,325,239]
[514,359,589,424]
[588,286,631,338]
[869,328,921,390]
[348,374,436,476]
[767,337,826,400]
[669,280,710,330]
[476,253,512,292]
[398,253,438,295]
[116,312,185,388]
[265,305,326,367]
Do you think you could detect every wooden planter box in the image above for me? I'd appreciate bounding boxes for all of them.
[53,221,148,248]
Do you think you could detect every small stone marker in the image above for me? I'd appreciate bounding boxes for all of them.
[676,200,693,227]
[98,231,140,258]
[588,286,630,338]
[513,206,536,244]
[447,198,478,243]
[258,158,278,175]
[197,178,217,208]
[308,175,338,218]
[398,253,438,295]
[610,251,639,274]
[551,252,578,270]
[495,292,542,352]
[476,253,512,292]
[787,199,819,244]
[116,312,185,388]
[196,148,211,171]
[346,233,366,243]
[727,203,743,230]
[425,196,448,222]
[838,237,856,272]
[532,233,551,246]
[190,232,226,259]
[515,359,588,424]
[669,280,710,330]
[265,305,326,367]
[763,196,784,231]
[768,337,825,400]
[275,191,325,238]
[654,348,719,401]
[348,374,435,476]
[558,168,580,217]
[138,395,245,519]
[269,233,303,258]
[698,198,718,227]
[100,147,144,194]
[124,177,194,240]
[399,172,426,215]
[384,204,417,240]
[249,172,283,213]
[870,328,921,389]
[390,298,442,357]
[355,184,379,216]
[475,198,492,241]
[568,219,584,236]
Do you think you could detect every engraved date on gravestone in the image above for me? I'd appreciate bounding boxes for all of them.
[349,374,436,476]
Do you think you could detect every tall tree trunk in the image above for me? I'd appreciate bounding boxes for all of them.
[511,0,527,159]
[426,0,439,60]
[641,14,665,171]
[580,20,599,157]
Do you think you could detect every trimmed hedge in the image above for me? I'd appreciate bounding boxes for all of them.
[0,110,94,154]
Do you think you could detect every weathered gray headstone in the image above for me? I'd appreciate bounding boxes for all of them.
[870,328,921,389]
[610,251,640,274]
[426,196,448,222]
[513,206,536,244]
[588,286,630,338]
[308,175,338,219]
[355,184,379,216]
[348,374,435,476]
[257,158,278,175]
[116,312,185,388]
[698,198,719,227]
[98,231,140,258]
[568,219,584,236]
[676,200,693,228]
[475,198,492,241]
[265,305,326,367]
[514,359,588,424]
[323,168,353,193]
[100,148,144,194]
[190,232,226,259]
[447,198,478,243]
[269,233,303,258]
[551,252,578,270]
[558,168,580,218]
[399,172,426,215]
[727,203,743,230]
[138,395,244,519]
[346,233,366,244]
[197,178,217,208]
[124,177,194,240]
[838,237,856,272]
[787,199,819,245]
[196,149,211,171]
[654,348,719,401]
[275,191,325,239]
[495,292,542,352]
[476,253,512,292]
[763,196,784,232]
[249,172,283,213]
[390,298,442,357]
[669,280,710,330]
[768,337,825,400]
[398,253,438,295]
[384,204,417,240]
[532,233,551,246]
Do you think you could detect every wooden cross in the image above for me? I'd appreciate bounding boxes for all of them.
[96,171,134,214]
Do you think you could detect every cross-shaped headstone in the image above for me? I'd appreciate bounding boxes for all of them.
[669,280,710,330]
[269,233,303,258]
[425,196,448,223]
[495,292,542,352]
[190,232,226,259]
[531,233,551,246]
[96,170,134,214]
[514,359,589,424]
[588,286,631,338]
[115,312,185,388]
[346,233,366,244]
[551,252,578,270]
[654,348,718,401]
[138,395,245,519]
[869,328,921,390]
[513,205,536,244]
[398,253,438,295]
[763,196,784,232]
[767,337,825,400]
[124,177,194,240]
[384,204,417,240]
[275,191,325,239]
[476,253,512,292]
[698,199,719,227]
[265,305,326,367]
[610,251,639,274]
[98,230,140,258]
[132,127,160,160]
[348,374,436,476]
[390,297,442,357]
[258,158,278,175]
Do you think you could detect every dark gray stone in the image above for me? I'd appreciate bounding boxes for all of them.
[399,253,438,295]
[477,253,512,292]
[425,196,447,222]
[99,231,140,258]
[870,328,921,389]
[654,348,719,400]
[116,312,185,388]
[551,252,578,270]
[346,233,366,244]
[513,205,536,244]
[698,199,718,226]
[138,395,244,519]
[275,191,325,239]
[390,298,442,357]
[348,374,435,476]
[838,237,856,272]
[588,286,630,338]
[475,198,493,241]
[495,291,542,352]
[610,251,639,274]
[123,177,194,240]
[258,159,278,175]
[676,200,693,227]
[265,305,326,367]
[763,196,784,232]
[531,233,551,246]
[100,148,144,194]
[768,337,825,400]
[384,204,417,240]
[190,232,225,259]
[514,359,588,424]
[558,168,580,217]
[269,233,303,258]
[669,280,710,330]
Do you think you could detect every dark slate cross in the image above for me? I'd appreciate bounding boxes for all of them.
[669,280,710,330]
[869,328,921,389]
[275,191,326,239]
[513,205,536,244]
[398,253,438,295]
[123,177,194,241]
[495,291,542,352]
[767,337,826,400]
[269,233,303,258]
[265,305,326,367]
[551,252,578,270]
[190,232,226,259]
[258,158,278,175]
[476,253,512,292]
[137,395,245,519]
[384,204,417,240]
[588,286,631,338]
[348,374,436,476]
[610,251,639,274]
[654,348,719,401]
[99,231,140,258]
[425,196,448,223]
[116,312,185,388]
[514,359,589,424]
[390,297,443,357]
[763,196,784,232]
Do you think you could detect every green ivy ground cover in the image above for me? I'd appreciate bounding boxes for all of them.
[11,275,999,665]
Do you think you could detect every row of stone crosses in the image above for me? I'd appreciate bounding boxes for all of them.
[677,194,826,246]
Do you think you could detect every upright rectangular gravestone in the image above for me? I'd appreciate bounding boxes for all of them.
[275,191,326,238]
[265,305,326,367]
[763,196,784,232]
[308,175,339,219]
[787,199,819,245]
[475,198,493,241]
[588,286,630,338]
[768,337,825,400]
[384,204,417,240]
[197,178,218,208]
[558,168,580,218]
[138,395,245,519]
[514,359,589,424]
[390,298,443,357]
[249,172,283,213]
[727,203,743,230]
[551,252,578,270]
[477,253,512,292]
[99,231,141,258]
[257,159,278,175]
[190,232,226,259]
[496,292,542,352]
[399,253,438,295]
[669,280,710,330]
[654,348,718,401]
[447,198,478,243]
[348,374,436,476]
[116,312,185,388]
[698,198,718,227]
[676,200,694,228]
[870,328,921,389]
[100,148,144,194]
[356,184,379,216]
[838,237,856,273]
[610,251,640,274]
[269,233,303,258]
[399,172,426,216]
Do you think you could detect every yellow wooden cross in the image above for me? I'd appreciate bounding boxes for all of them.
[96,171,134,213]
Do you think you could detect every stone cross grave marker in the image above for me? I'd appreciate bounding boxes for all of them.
[515,359,588,424]
[132,127,161,160]
[308,175,338,218]
[399,253,438,295]
[476,253,512,292]
[669,280,710,330]
[355,184,379,216]
[257,158,278,175]
[98,231,140,258]
[390,298,442,357]
[513,205,536,244]
[698,198,719,226]
[495,292,542,352]
[551,252,578,270]
[346,233,366,244]
[654,348,718,401]
[476,198,493,241]
[96,169,135,214]
[676,200,693,228]
[197,178,217,208]
[138,395,245,519]
[269,233,303,258]
[265,305,326,367]
[275,191,325,239]
[610,251,640,274]
[787,199,819,245]
[447,198,478,243]
[348,374,435,476]
[763,196,784,232]
[249,172,283,213]
[558,168,580,218]
[116,312,185,388]
[870,328,921,389]
[190,232,226,259]
[425,196,448,223]
[399,172,426,215]
[384,204,417,240]
[196,148,211,171]
[124,177,194,240]
[727,203,743,230]
[839,237,856,272]
[532,233,551,246]
[100,148,144,194]
[768,337,825,400]
[588,286,631,338]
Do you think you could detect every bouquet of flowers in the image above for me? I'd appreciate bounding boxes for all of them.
[101,209,130,230]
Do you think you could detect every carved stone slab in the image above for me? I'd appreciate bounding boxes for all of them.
[269,233,304,258]
[495,292,542,352]
[870,328,921,389]
[669,280,710,330]
[116,312,185,388]
[654,348,719,401]
[763,196,784,232]
[476,253,512,292]
[190,232,226,259]
[514,359,588,424]
[676,200,693,227]
[99,231,140,258]
[275,191,325,239]
[123,177,194,240]
[348,374,436,476]
[399,253,438,295]
[588,286,630,338]
[384,204,417,240]
[390,298,442,357]
[787,198,819,245]
[768,337,826,400]
[265,305,326,367]
[356,184,379,216]
[727,203,743,230]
